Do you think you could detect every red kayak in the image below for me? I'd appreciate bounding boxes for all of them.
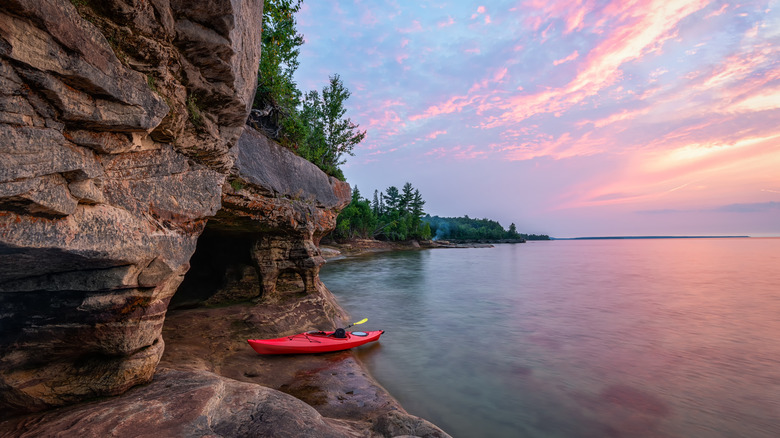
[248,330,384,355]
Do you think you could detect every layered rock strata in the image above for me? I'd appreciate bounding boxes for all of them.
[0,1,452,436]
[227,128,352,299]
[0,0,262,415]
[172,127,352,333]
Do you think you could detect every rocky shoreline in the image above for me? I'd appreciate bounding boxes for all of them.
[321,238,497,260]
[0,2,453,436]
[2,301,449,438]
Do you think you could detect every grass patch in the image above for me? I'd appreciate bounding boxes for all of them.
[146,75,157,93]
[186,94,203,127]
[229,179,244,192]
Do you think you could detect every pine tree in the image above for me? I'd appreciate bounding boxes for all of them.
[321,75,366,170]
[383,186,400,213]
[400,182,414,214]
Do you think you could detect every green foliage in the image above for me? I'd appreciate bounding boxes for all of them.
[254,2,365,181]
[333,182,428,242]
[333,184,547,242]
[296,75,365,180]
[186,94,202,126]
[423,216,550,241]
[146,75,157,93]
[229,179,244,191]
[255,0,303,118]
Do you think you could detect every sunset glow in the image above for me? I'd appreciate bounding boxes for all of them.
[294,0,780,237]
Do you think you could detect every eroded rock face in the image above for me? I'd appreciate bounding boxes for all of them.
[0,0,262,415]
[173,127,352,334]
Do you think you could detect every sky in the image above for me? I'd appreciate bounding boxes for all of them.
[292,0,780,238]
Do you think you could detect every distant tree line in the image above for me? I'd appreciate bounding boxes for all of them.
[332,185,549,242]
[333,183,431,242]
[423,215,550,241]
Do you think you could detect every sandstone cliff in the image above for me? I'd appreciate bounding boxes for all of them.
[0,1,449,436]
[0,0,263,414]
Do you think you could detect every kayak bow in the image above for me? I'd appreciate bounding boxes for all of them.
[247,330,384,355]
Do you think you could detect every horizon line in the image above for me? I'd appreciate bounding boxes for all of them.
[549,235,754,240]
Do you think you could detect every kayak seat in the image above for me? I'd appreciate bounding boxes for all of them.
[332,328,347,338]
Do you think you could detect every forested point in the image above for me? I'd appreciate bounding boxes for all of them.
[424,216,550,241]
[333,183,430,242]
[331,185,549,243]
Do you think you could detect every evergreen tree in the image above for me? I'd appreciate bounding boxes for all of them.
[298,89,326,162]
[383,186,400,212]
[254,0,303,119]
[400,182,414,213]
[321,75,366,171]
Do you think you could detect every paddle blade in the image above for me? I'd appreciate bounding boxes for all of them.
[353,318,368,325]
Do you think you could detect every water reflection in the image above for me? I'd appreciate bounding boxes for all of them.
[323,240,780,438]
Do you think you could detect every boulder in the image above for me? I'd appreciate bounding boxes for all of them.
[0,369,359,438]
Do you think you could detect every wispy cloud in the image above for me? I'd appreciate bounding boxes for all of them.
[553,50,579,66]
[294,1,780,236]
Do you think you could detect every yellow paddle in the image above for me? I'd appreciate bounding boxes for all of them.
[346,318,368,329]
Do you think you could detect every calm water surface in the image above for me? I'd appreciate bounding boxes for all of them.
[320,239,780,438]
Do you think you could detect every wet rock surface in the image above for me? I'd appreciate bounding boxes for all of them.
[157,303,450,437]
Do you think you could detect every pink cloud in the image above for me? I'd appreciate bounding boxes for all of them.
[469,68,508,93]
[704,3,729,19]
[501,131,604,161]
[553,50,579,66]
[409,94,479,121]
[577,107,650,128]
[422,145,486,160]
[438,16,455,28]
[694,47,776,90]
[567,131,780,210]
[522,0,597,34]
[360,8,379,26]
[493,67,508,82]
[480,0,710,129]
[425,147,449,158]
[411,66,510,121]
[399,20,423,33]
[454,145,487,160]
[472,6,487,20]
[426,130,447,140]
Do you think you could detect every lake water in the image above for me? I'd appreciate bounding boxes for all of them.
[320,238,780,438]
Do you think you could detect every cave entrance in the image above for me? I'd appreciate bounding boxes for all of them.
[169,225,261,309]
